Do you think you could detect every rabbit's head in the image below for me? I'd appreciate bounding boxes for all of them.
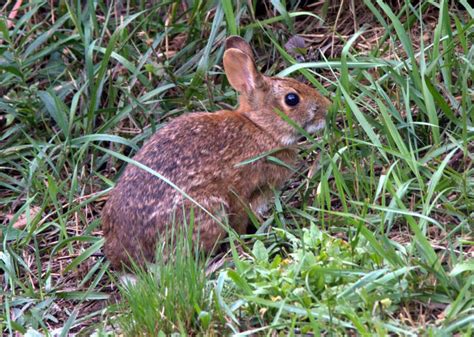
[224,36,331,145]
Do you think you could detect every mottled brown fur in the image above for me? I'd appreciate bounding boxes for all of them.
[102,36,331,269]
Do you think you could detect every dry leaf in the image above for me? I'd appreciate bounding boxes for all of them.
[7,206,42,229]
[284,35,307,62]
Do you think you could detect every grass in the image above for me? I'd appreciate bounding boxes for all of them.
[114,224,214,336]
[0,0,473,335]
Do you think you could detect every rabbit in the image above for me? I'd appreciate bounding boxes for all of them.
[102,36,331,269]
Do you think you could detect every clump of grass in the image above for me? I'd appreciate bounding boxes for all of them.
[112,224,221,336]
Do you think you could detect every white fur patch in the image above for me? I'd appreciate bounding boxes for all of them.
[306,120,326,134]
[253,201,269,216]
[281,134,299,146]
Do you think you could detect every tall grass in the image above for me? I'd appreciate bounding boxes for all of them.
[213,1,474,335]
[114,224,215,336]
[0,0,472,335]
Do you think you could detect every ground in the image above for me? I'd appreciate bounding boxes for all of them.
[0,0,473,335]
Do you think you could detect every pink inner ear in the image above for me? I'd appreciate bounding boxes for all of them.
[243,75,255,92]
[224,49,259,95]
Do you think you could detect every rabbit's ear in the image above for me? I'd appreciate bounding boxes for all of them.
[223,48,262,95]
[225,36,253,58]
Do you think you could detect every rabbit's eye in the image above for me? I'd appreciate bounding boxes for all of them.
[285,93,300,107]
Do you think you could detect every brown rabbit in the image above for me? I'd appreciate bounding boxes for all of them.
[102,36,331,269]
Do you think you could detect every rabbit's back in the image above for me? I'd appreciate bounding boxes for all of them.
[102,110,296,268]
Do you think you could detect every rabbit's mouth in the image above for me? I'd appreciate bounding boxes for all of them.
[293,119,325,144]
[304,119,326,134]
